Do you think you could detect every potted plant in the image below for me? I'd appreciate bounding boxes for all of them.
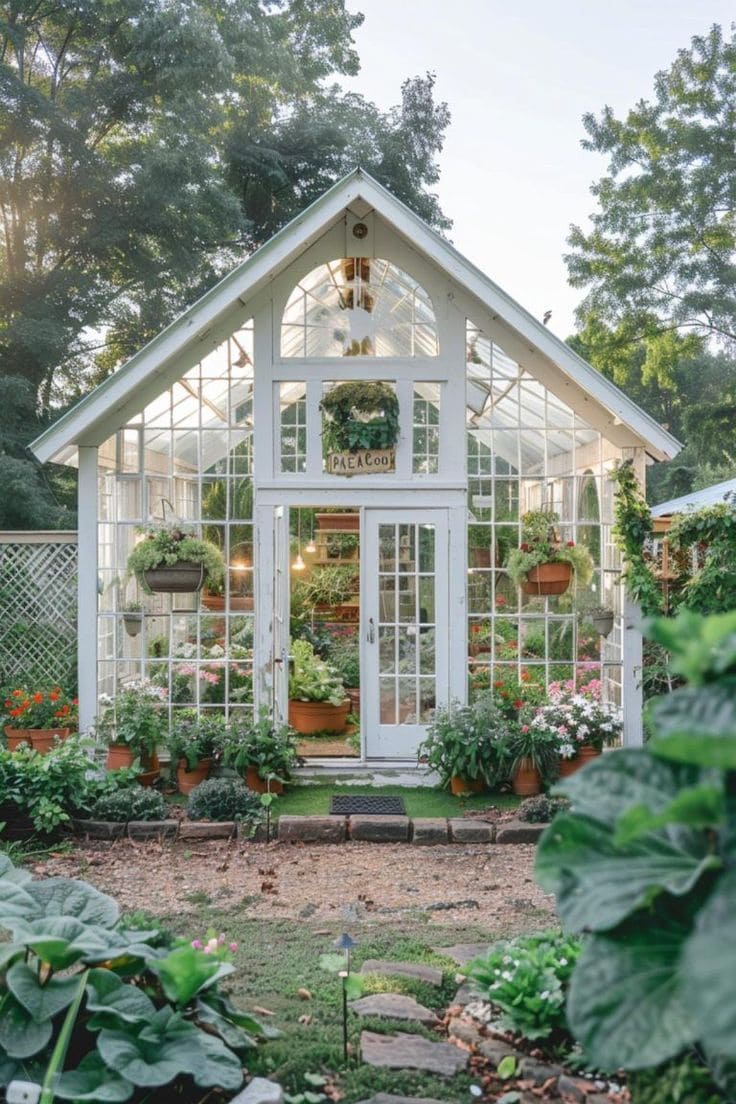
[320,380,400,473]
[468,526,492,569]
[417,696,509,793]
[505,722,560,796]
[0,733,94,838]
[223,707,299,794]
[324,531,360,560]
[505,510,594,596]
[469,620,493,657]
[127,523,225,594]
[3,687,77,754]
[167,710,225,795]
[315,510,360,532]
[586,605,615,636]
[302,564,360,619]
[122,602,144,637]
[287,639,349,734]
[326,630,360,715]
[529,685,622,778]
[97,682,167,785]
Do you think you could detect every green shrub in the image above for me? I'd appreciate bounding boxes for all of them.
[0,733,96,834]
[536,609,736,1095]
[288,638,345,705]
[467,932,581,1040]
[187,777,262,822]
[517,794,569,823]
[86,787,167,822]
[0,853,270,1097]
[223,707,299,782]
[417,696,510,788]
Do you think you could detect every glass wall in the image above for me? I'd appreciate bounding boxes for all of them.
[465,321,624,706]
[97,322,255,725]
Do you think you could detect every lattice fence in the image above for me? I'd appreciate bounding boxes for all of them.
[0,533,77,690]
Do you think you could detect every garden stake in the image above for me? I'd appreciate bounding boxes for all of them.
[339,970,349,1064]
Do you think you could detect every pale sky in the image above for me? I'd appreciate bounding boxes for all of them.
[345,1,734,339]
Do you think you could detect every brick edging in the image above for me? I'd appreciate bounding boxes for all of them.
[276,815,547,845]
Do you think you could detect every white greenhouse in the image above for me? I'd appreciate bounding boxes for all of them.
[32,170,680,763]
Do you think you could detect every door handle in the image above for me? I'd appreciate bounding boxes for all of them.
[367,618,375,644]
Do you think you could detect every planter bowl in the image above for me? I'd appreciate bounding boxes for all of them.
[201,591,253,612]
[315,512,360,532]
[521,561,573,596]
[450,775,485,796]
[591,612,615,636]
[288,698,350,735]
[143,561,205,593]
[123,613,143,637]
[245,766,284,795]
[558,745,600,778]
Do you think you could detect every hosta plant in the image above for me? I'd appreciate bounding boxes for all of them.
[467,931,580,1041]
[288,639,345,706]
[535,609,736,1094]
[0,854,273,1099]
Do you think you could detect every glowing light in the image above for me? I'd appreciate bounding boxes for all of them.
[305,539,316,554]
[292,554,305,571]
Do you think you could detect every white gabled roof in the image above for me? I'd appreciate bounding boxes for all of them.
[651,477,736,517]
[32,168,681,464]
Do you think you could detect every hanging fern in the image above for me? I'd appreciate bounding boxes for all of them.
[611,460,663,616]
[320,381,400,453]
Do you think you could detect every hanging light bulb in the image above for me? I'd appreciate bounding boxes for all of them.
[305,537,316,554]
[292,553,305,571]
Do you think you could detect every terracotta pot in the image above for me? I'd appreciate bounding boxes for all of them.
[450,775,485,796]
[137,752,160,788]
[521,561,573,596]
[512,758,542,796]
[245,766,284,795]
[346,688,360,715]
[288,698,350,735]
[315,512,360,532]
[143,561,205,593]
[176,757,213,795]
[559,745,601,778]
[5,727,71,755]
[106,743,135,770]
[201,592,252,612]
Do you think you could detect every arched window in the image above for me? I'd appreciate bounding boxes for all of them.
[281,258,438,357]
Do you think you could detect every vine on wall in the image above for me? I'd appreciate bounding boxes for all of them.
[611,459,663,617]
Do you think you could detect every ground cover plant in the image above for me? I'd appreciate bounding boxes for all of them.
[536,608,736,1095]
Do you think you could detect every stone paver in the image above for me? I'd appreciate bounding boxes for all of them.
[452,982,481,1006]
[360,1031,468,1076]
[411,818,449,845]
[447,1016,525,1066]
[447,818,494,843]
[349,992,438,1025]
[437,942,489,965]
[349,815,410,842]
[355,1095,448,1104]
[230,1078,284,1104]
[179,820,235,840]
[360,959,443,987]
[278,815,346,843]
[495,820,546,844]
[72,818,125,840]
[518,1056,564,1083]
[126,820,178,841]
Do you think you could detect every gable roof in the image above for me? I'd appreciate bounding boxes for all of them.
[651,476,736,518]
[32,168,681,464]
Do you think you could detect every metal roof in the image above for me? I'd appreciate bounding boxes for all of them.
[31,168,682,464]
[651,477,736,517]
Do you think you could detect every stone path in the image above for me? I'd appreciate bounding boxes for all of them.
[348,993,438,1026]
[359,959,443,986]
[360,1031,468,1076]
[437,942,490,966]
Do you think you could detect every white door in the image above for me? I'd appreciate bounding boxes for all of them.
[272,506,290,722]
[363,510,449,759]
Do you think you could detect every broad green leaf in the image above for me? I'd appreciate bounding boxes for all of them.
[97,1009,199,1087]
[85,967,157,1025]
[0,943,24,970]
[682,871,736,1055]
[614,784,725,845]
[0,855,32,884]
[195,998,257,1050]
[0,994,53,1058]
[54,1052,134,1101]
[535,813,719,931]
[567,908,695,1070]
[0,879,39,921]
[645,611,736,682]
[497,1055,516,1079]
[200,990,277,1040]
[651,680,736,768]
[152,945,229,1006]
[10,917,90,969]
[191,1029,243,1091]
[6,961,80,1023]
[25,878,119,927]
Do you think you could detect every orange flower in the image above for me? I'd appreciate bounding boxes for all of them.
[12,689,23,697]
[49,691,60,702]
[9,707,23,717]
[33,692,43,704]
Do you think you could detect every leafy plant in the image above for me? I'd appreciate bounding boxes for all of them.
[167,710,226,770]
[535,609,736,1094]
[505,510,594,590]
[324,532,359,559]
[127,524,225,595]
[417,696,510,788]
[528,686,622,756]
[517,794,570,823]
[0,853,271,1097]
[628,1052,725,1104]
[223,707,299,782]
[320,380,400,453]
[96,681,167,758]
[611,459,664,616]
[668,501,736,615]
[288,639,346,706]
[187,777,263,823]
[467,932,581,1041]
[325,631,360,689]
[301,565,359,609]
[85,787,167,823]
[0,734,96,834]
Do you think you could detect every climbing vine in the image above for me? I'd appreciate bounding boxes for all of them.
[320,381,400,453]
[611,460,663,616]
[669,500,736,614]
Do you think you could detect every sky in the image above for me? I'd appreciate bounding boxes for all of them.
[344,0,734,339]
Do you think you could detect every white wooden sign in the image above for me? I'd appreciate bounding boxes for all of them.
[327,448,396,476]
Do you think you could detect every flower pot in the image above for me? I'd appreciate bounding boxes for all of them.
[245,766,284,795]
[559,745,600,778]
[123,612,143,637]
[315,512,360,532]
[346,688,360,715]
[288,698,350,735]
[143,561,205,593]
[176,756,213,795]
[521,561,573,596]
[591,612,615,636]
[450,775,485,795]
[106,743,134,770]
[201,591,252,612]
[137,752,160,788]
[4,727,71,754]
[512,758,542,796]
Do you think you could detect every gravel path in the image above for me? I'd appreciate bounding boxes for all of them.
[38,839,555,930]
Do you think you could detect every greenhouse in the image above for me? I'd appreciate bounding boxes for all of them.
[32,169,680,762]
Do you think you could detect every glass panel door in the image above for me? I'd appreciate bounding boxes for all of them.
[363,510,448,758]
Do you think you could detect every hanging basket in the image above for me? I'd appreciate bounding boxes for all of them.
[591,611,615,636]
[123,612,143,637]
[143,561,205,593]
[521,561,572,596]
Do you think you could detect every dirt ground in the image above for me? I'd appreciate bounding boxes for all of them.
[37,838,555,930]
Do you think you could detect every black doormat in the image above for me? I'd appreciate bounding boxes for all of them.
[330,794,406,816]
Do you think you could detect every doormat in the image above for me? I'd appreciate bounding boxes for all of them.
[330,794,406,816]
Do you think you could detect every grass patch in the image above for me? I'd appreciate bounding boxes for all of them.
[159,907,534,1104]
[271,784,520,819]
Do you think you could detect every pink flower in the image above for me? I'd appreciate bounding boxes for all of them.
[521,725,529,733]
[191,939,203,950]
[229,942,238,953]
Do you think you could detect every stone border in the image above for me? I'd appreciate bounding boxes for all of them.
[276,816,547,845]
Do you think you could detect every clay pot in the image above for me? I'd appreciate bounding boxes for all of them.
[559,745,600,778]
[176,757,213,795]
[288,698,350,735]
[470,546,492,569]
[137,752,160,788]
[106,743,135,770]
[512,758,542,796]
[143,561,205,593]
[201,592,252,612]
[450,775,485,796]
[315,512,360,532]
[521,561,573,596]
[245,766,284,795]
[5,728,71,755]
[346,688,360,716]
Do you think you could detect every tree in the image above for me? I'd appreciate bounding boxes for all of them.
[567,24,736,349]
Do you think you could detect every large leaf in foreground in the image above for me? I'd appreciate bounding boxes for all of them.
[97,1008,199,1087]
[682,871,736,1055]
[25,878,119,927]
[6,961,80,1023]
[54,1052,133,1101]
[650,680,736,768]
[567,907,695,1070]
[535,813,718,931]
[0,994,52,1058]
[85,967,157,1026]
[191,1029,243,1091]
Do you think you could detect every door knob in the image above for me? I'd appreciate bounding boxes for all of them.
[367,617,375,644]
